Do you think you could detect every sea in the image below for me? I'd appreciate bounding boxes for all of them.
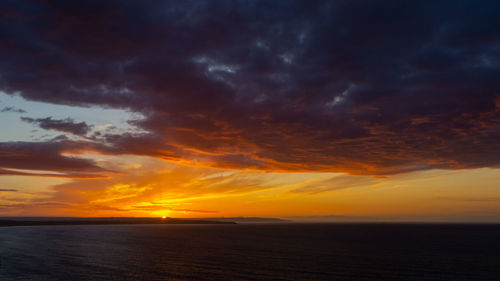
[0,223,499,280]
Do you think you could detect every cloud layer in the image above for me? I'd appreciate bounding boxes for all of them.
[0,0,499,175]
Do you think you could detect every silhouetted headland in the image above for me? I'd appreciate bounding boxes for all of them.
[0,217,236,227]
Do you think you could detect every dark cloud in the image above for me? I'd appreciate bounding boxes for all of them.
[0,141,108,177]
[0,168,108,179]
[0,0,499,175]
[21,117,91,136]
[1,107,26,113]
[0,189,17,192]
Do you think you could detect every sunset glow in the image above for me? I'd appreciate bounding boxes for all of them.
[0,1,499,222]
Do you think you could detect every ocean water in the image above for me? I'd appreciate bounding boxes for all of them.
[0,223,499,280]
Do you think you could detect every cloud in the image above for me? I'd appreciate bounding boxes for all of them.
[0,1,498,175]
[1,106,26,113]
[0,189,17,192]
[14,158,318,217]
[127,204,218,213]
[21,117,91,136]
[436,196,500,203]
[287,175,381,194]
[0,141,108,178]
[0,199,218,215]
[0,168,108,179]
[0,201,74,211]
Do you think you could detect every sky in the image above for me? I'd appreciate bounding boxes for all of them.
[0,0,499,221]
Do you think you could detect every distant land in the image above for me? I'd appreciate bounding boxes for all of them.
[0,217,236,227]
[284,215,377,223]
[1,215,499,227]
[284,214,500,223]
[200,217,289,223]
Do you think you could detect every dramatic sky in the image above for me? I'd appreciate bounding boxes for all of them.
[0,0,499,220]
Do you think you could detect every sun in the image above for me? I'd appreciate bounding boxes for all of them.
[162,216,166,219]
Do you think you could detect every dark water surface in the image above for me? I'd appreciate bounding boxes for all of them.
[1,223,499,280]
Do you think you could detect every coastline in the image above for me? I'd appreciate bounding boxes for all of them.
[0,217,236,227]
